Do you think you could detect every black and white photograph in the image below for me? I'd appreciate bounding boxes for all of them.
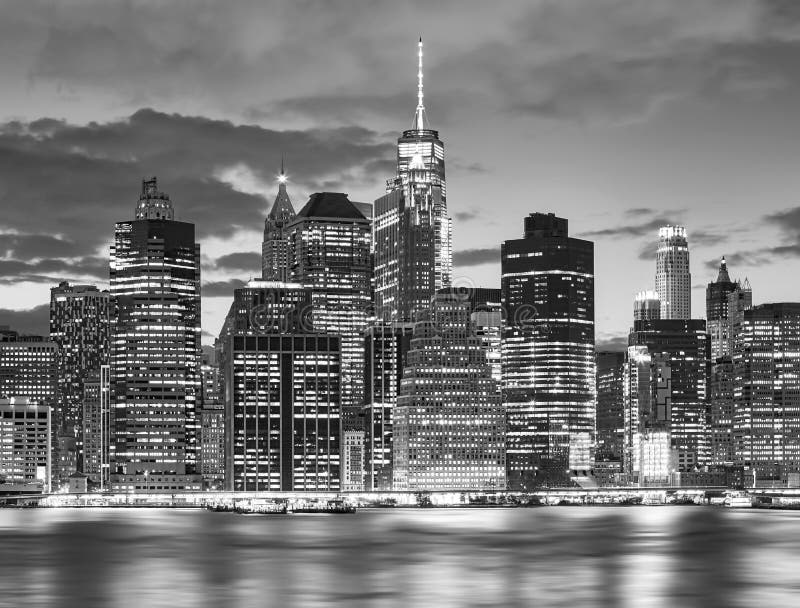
[1,1,800,606]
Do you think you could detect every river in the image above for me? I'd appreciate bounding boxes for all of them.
[0,506,798,607]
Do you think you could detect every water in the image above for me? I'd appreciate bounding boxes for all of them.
[1,506,799,607]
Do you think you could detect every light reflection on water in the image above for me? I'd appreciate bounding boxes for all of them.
[1,506,799,607]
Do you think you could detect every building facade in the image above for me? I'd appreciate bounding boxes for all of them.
[501,213,595,489]
[733,303,800,485]
[109,177,202,491]
[596,351,625,463]
[634,290,661,322]
[655,226,691,320]
[286,192,371,424]
[393,292,506,491]
[49,281,109,479]
[628,319,710,472]
[219,280,341,492]
[82,365,111,487]
[363,322,415,491]
[706,258,737,361]
[0,399,52,492]
[373,39,452,322]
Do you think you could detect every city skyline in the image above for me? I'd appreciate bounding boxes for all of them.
[2,2,800,349]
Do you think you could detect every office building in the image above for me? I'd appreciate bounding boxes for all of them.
[219,280,341,492]
[393,291,505,491]
[501,213,595,489]
[709,356,735,466]
[261,162,296,281]
[109,177,202,491]
[363,322,415,491]
[634,290,661,322]
[374,39,452,322]
[655,226,691,320]
[286,192,371,423]
[82,365,111,487]
[706,257,738,360]
[199,403,225,488]
[49,281,110,479]
[596,351,625,463]
[0,399,52,492]
[342,429,365,492]
[733,303,800,485]
[628,319,710,472]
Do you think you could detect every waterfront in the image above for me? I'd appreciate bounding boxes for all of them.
[1,507,799,607]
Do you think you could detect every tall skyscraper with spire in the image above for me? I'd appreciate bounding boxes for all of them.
[655,226,691,320]
[706,256,737,360]
[109,178,202,491]
[262,160,296,281]
[374,39,453,321]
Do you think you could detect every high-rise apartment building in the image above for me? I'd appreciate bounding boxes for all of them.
[109,177,202,491]
[628,319,710,472]
[218,280,341,492]
[286,192,371,424]
[655,226,691,320]
[393,291,505,491]
[0,334,58,406]
[501,213,595,489]
[706,257,738,361]
[261,163,296,281]
[596,351,625,463]
[733,303,800,485]
[49,281,109,478]
[374,39,452,322]
[363,322,415,491]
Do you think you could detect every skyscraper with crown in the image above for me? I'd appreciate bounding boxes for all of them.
[374,39,453,322]
[262,160,296,281]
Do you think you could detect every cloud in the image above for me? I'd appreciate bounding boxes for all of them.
[454,247,499,267]
[0,256,107,285]
[0,108,392,285]
[690,229,727,248]
[596,335,628,352]
[202,279,246,298]
[0,303,50,336]
[212,252,262,273]
[454,209,480,222]
[580,216,682,239]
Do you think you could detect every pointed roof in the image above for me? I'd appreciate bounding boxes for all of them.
[295,192,368,221]
[716,256,731,283]
[266,162,295,223]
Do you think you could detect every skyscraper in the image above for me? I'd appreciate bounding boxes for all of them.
[393,291,505,491]
[109,177,202,492]
[634,290,661,322]
[49,281,110,477]
[374,39,452,322]
[0,399,52,492]
[655,226,691,320]
[363,322,415,491]
[628,319,710,472]
[596,351,625,463]
[733,303,800,485]
[286,192,372,424]
[82,365,111,488]
[218,280,340,492]
[261,161,296,281]
[706,257,737,360]
[501,213,595,489]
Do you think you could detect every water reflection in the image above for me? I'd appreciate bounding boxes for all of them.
[0,507,798,607]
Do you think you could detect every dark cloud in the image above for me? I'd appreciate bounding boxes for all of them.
[202,279,246,298]
[454,247,499,267]
[580,216,682,239]
[0,303,50,336]
[0,108,391,285]
[596,336,628,352]
[0,256,107,285]
[212,252,262,273]
[691,229,727,248]
[703,252,767,273]
[454,209,480,222]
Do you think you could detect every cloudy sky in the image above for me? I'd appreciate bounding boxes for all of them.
[1,0,800,347]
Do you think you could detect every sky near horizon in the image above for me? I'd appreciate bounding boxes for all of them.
[1,0,800,348]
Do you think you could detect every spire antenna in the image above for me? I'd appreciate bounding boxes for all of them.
[414,37,425,130]
[277,156,287,185]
